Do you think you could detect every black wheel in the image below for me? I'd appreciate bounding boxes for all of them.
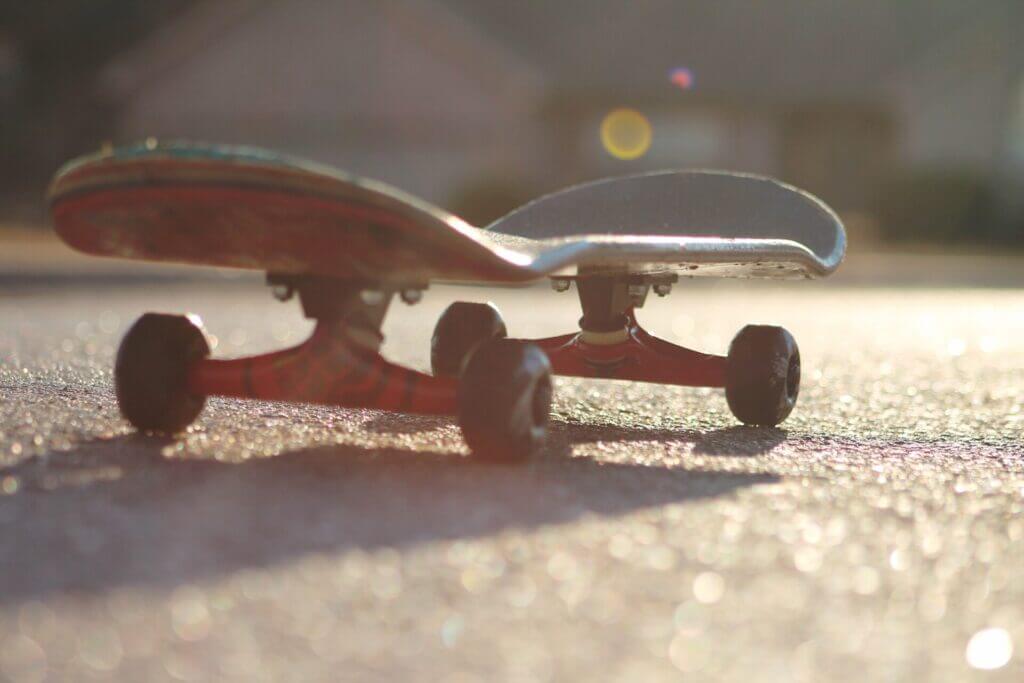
[431,301,507,376]
[115,313,211,433]
[725,325,800,426]
[457,339,552,463]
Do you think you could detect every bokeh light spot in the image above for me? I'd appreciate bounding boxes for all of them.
[669,67,694,90]
[965,628,1013,670]
[692,571,725,604]
[600,108,652,160]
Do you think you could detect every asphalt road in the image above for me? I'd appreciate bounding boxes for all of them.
[1,272,1023,682]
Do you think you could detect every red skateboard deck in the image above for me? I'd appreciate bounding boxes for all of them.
[49,141,845,286]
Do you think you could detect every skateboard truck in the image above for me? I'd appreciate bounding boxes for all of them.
[430,270,799,441]
[113,281,462,452]
[518,274,726,386]
[116,274,555,462]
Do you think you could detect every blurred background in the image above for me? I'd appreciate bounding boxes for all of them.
[1,0,1022,244]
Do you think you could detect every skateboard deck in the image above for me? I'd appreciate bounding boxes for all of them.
[49,141,845,285]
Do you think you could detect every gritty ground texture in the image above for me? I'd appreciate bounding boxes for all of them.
[1,270,1023,682]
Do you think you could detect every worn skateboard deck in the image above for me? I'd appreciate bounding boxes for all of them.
[49,141,845,285]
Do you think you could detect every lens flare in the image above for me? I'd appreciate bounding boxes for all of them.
[669,67,694,90]
[966,628,1013,670]
[600,108,652,161]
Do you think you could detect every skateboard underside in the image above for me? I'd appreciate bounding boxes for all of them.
[49,142,845,286]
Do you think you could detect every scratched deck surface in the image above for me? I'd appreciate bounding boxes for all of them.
[49,142,845,286]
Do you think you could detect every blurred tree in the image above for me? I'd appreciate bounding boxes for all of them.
[874,168,997,244]
[0,0,193,209]
[447,176,538,228]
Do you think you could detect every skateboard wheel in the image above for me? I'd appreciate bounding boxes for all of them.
[725,325,800,426]
[457,339,552,463]
[115,313,211,433]
[431,301,507,376]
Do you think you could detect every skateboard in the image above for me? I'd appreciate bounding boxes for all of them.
[49,141,845,462]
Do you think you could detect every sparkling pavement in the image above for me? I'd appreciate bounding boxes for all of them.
[1,277,1022,681]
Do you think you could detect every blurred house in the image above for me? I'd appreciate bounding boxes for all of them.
[443,0,1024,236]
[100,0,545,222]
[60,0,1024,235]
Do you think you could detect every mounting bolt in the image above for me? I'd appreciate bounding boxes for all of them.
[653,282,672,297]
[400,288,422,305]
[271,284,293,302]
[551,278,571,292]
[359,289,386,306]
[628,283,649,307]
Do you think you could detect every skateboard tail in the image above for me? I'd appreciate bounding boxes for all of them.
[47,144,539,285]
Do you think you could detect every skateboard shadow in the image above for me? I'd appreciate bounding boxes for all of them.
[362,412,788,458]
[552,422,787,457]
[0,425,779,603]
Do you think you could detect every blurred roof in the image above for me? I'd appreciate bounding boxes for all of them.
[95,0,1023,107]
[438,0,1017,100]
[102,0,542,103]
